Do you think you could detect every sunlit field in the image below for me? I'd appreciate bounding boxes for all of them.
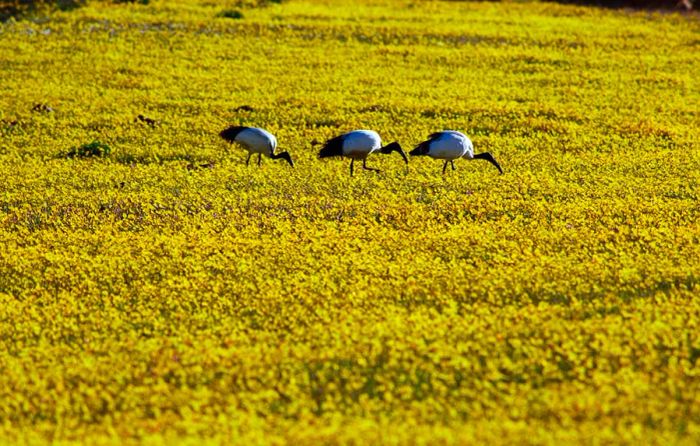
[1,0,699,444]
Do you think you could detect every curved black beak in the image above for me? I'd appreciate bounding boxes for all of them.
[381,141,408,165]
[473,152,503,175]
[273,151,294,167]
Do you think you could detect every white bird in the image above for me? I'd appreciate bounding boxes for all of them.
[410,131,503,175]
[219,126,294,167]
[318,130,408,176]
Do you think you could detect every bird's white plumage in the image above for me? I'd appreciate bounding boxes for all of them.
[234,127,277,155]
[425,131,474,160]
[341,130,382,159]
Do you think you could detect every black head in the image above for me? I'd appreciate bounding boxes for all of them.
[273,151,294,167]
[380,142,408,165]
[473,152,503,174]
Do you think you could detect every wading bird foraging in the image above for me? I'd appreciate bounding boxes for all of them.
[410,131,503,175]
[219,126,294,167]
[318,130,408,176]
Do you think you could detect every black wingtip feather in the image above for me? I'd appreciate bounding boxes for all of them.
[318,135,345,158]
[409,140,431,156]
[219,126,248,143]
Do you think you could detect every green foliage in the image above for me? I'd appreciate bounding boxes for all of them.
[65,140,111,158]
[0,0,84,21]
[217,9,243,19]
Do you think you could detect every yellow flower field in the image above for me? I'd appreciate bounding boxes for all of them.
[1,0,699,443]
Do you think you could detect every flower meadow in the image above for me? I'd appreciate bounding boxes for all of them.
[1,0,699,444]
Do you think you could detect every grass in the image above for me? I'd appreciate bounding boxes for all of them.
[0,0,699,444]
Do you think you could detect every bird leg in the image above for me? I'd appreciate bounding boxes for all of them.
[442,160,449,175]
[350,159,354,176]
[257,154,262,166]
[246,153,252,166]
[451,161,456,171]
[362,159,380,173]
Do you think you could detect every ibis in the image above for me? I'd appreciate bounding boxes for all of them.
[318,130,408,176]
[219,126,294,167]
[410,131,503,175]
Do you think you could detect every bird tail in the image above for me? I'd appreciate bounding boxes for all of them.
[318,135,344,158]
[409,140,430,156]
[219,126,247,143]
